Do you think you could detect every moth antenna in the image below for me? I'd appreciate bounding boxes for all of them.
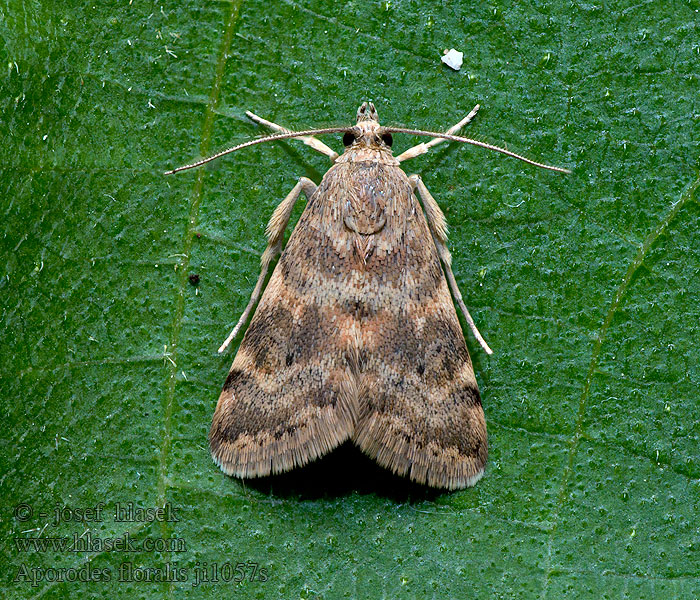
[164,127,351,175]
[383,128,571,174]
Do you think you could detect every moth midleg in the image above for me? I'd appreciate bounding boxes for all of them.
[396,104,480,163]
[245,110,339,162]
[409,174,493,355]
[218,177,317,353]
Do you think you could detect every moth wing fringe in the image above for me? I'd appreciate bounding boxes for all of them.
[353,413,487,490]
[210,373,360,479]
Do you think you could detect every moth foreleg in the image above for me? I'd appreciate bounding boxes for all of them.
[396,105,480,163]
[218,177,317,353]
[245,110,339,162]
[410,174,493,355]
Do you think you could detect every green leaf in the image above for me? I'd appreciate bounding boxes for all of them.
[1,1,699,598]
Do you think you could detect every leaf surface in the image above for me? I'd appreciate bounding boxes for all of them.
[1,1,698,598]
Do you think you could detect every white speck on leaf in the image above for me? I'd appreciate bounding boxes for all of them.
[441,49,463,71]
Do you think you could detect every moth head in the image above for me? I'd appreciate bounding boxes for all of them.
[342,102,394,152]
[356,101,378,123]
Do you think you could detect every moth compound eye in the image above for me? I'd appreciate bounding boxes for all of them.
[343,132,356,147]
[381,133,393,147]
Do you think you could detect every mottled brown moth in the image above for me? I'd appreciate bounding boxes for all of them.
[167,102,569,489]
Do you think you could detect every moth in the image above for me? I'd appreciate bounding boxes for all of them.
[167,102,568,489]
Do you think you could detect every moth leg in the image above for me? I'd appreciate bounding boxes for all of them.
[409,174,493,355]
[218,177,318,353]
[246,110,339,162]
[396,105,480,163]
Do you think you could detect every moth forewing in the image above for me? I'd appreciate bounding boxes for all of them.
[169,101,568,489]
